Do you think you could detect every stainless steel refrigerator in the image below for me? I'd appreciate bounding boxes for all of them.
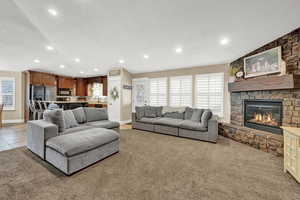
[30,85,56,101]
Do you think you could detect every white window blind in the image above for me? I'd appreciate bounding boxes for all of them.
[149,77,167,106]
[195,73,224,117]
[169,76,192,107]
[0,77,15,110]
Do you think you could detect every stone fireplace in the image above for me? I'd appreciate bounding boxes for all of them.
[244,99,283,134]
[219,28,300,156]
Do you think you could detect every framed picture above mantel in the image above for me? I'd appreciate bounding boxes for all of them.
[243,46,282,78]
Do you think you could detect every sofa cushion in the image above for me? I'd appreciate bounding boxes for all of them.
[191,109,204,122]
[46,128,119,157]
[184,107,193,120]
[155,117,184,127]
[154,106,163,117]
[200,110,212,127]
[84,107,108,122]
[63,110,79,129]
[72,107,86,123]
[145,106,157,118]
[162,106,186,114]
[138,117,160,124]
[135,106,145,120]
[163,112,184,119]
[43,109,65,133]
[86,120,120,129]
[180,120,208,132]
[60,125,93,135]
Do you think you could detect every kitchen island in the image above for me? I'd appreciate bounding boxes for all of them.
[42,101,107,110]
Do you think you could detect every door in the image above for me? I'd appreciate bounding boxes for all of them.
[132,78,149,112]
[108,76,121,122]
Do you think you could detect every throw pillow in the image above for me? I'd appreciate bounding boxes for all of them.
[72,107,86,123]
[155,106,163,117]
[84,107,108,122]
[63,110,79,129]
[200,110,213,128]
[43,109,65,132]
[184,107,193,120]
[135,106,145,120]
[145,106,157,118]
[191,109,204,122]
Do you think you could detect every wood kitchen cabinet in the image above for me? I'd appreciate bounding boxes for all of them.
[58,77,75,89]
[101,76,108,96]
[30,71,56,86]
[76,78,87,96]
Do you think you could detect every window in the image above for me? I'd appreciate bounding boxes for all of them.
[92,83,103,97]
[169,76,192,107]
[195,73,224,117]
[149,77,167,106]
[0,77,15,110]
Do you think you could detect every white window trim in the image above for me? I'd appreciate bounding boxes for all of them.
[169,75,193,107]
[195,72,224,117]
[0,77,16,111]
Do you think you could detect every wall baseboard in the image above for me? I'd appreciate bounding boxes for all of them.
[3,119,25,124]
[120,120,132,125]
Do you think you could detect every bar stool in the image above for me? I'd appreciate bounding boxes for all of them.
[0,104,3,128]
[28,100,37,120]
[36,100,45,120]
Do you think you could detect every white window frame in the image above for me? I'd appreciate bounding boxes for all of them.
[0,77,16,111]
[169,75,193,107]
[149,77,168,106]
[195,72,224,117]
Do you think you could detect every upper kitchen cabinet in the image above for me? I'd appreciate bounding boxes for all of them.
[30,71,56,86]
[76,78,87,96]
[101,76,108,96]
[58,77,75,89]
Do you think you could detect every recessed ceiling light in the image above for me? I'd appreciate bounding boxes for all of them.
[59,64,65,68]
[80,71,84,74]
[93,68,99,72]
[46,45,54,51]
[119,59,125,64]
[48,9,58,16]
[75,58,80,63]
[175,47,183,53]
[220,38,230,45]
[143,54,149,59]
[34,59,40,63]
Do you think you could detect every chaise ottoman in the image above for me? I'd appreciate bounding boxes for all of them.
[45,128,119,175]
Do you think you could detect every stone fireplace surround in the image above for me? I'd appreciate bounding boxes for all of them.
[219,89,300,156]
[219,28,300,156]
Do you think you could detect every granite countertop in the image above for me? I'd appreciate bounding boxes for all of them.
[41,101,107,105]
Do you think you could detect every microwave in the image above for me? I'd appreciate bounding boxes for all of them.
[58,88,73,96]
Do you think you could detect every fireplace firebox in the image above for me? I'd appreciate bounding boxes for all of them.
[244,99,283,134]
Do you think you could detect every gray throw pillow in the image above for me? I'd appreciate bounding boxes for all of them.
[63,110,79,129]
[43,109,65,133]
[184,107,193,120]
[155,106,163,117]
[84,107,108,122]
[191,109,204,122]
[135,106,145,120]
[72,107,87,123]
[145,106,157,118]
[200,110,213,128]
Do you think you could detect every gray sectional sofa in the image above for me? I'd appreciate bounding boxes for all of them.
[27,107,120,175]
[132,106,218,143]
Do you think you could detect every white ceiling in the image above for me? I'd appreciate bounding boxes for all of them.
[0,0,299,77]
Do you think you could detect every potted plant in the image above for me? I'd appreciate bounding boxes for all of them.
[228,67,239,83]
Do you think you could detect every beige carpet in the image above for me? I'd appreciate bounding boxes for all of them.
[0,129,299,200]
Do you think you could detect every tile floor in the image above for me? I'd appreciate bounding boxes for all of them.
[0,123,132,152]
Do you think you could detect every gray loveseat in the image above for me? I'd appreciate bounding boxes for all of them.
[27,107,120,175]
[132,106,218,143]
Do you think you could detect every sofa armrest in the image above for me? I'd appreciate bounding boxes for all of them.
[207,115,218,142]
[27,120,58,159]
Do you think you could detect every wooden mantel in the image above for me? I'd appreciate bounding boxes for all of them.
[228,74,300,92]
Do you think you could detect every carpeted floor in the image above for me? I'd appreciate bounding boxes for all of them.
[0,129,299,200]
